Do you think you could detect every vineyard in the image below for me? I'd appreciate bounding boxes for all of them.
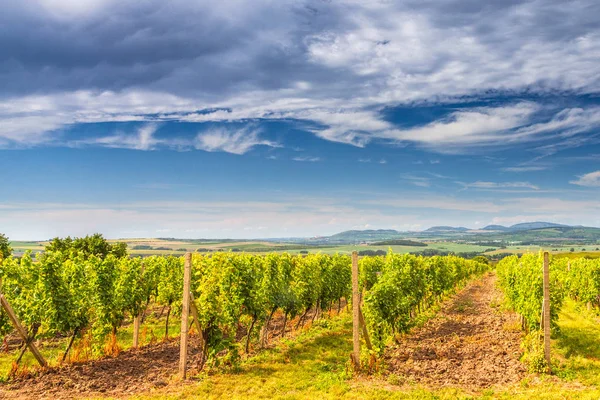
[0,236,600,399]
[0,235,486,372]
[496,252,600,373]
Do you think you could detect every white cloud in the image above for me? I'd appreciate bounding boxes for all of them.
[570,171,600,187]
[502,166,549,172]
[292,156,321,162]
[194,126,278,155]
[83,124,161,150]
[380,103,539,152]
[135,183,195,190]
[400,174,431,188]
[66,123,176,151]
[516,107,600,138]
[0,115,66,147]
[462,181,540,190]
[1,1,600,156]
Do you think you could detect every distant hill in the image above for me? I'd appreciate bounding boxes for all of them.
[508,222,568,231]
[482,225,510,231]
[482,222,568,232]
[424,226,469,233]
[317,221,600,245]
[324,229,404,243]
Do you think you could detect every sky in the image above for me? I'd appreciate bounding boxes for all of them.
[1,0,600,240]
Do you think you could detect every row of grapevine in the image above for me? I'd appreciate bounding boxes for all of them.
[189,252,351,367]
[1,241,489,370]
[493,253,600,372]
[553,257,600,308]
[0,250,183,358]
[0,248,354,368]
[361,253,489,353]
[496,253,565,333]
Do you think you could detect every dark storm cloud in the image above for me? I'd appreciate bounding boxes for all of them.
[2,0,599,98]
[1,0,600,153]
[0,0,346,97]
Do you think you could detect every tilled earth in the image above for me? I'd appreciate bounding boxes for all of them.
[0,305,333,399]
[0,338,205,400]
[384,272,527,390]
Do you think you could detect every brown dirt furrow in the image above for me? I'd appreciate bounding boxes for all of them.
[0,338,204,400]
[384,272,527,390]
[0,302,342,399]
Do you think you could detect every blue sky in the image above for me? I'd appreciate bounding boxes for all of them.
[1,0,600,239]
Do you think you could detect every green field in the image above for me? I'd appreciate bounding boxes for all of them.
[10,239,600,259]
[10,239,493,257]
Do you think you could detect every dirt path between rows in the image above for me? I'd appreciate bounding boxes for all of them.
[383,272,527,390]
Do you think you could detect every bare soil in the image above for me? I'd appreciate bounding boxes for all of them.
[0,301,344,399]
[384,272,527,390]
[0,338,204,399]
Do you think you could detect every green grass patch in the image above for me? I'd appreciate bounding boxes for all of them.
[553,299,600,386]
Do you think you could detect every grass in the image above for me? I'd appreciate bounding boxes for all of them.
[553,299,600,386]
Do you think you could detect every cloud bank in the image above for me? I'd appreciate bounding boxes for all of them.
[1,0,600,154]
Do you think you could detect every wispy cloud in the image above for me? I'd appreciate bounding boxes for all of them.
[461,181,540,190]
[502,166,549,172]
[135,183,195,190]
[570,171,600,187]
[400,174,431,188]
[0,115,66,148]
[381,103,539,152]
[73,124,161,150]
[194,126,278,155]
[292,156,321,162]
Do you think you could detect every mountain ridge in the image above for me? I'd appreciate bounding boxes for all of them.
[316,222,600,244]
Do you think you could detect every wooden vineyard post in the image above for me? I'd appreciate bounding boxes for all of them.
[133,312,141,348]
[189,292,205,368]
[358,307,372,351]
[189,292,202,335]
[0,293,47,367]
[179,252,192,379]
[351,251,361,369]
[133,264,145,348]
[543,251,551,371]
